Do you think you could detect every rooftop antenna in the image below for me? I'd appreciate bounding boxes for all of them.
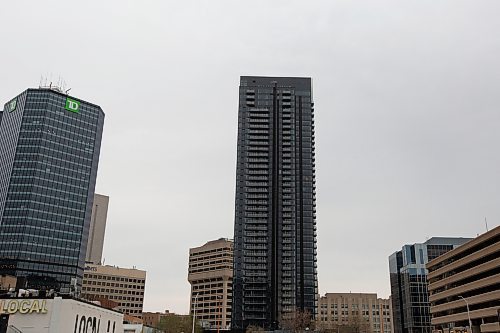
[485,217,489,232]
[39,75,68,94]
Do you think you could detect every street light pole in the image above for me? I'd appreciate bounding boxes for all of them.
[192,293,199,333]
[458,296,472,333]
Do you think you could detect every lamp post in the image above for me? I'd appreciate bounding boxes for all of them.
[458,296,472,333]
[192,293,199,333]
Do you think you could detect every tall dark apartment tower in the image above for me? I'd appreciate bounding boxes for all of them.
[0,88,104,291]
[232,76,318,330]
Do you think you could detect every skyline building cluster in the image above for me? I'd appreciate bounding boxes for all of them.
[1,80,498,333]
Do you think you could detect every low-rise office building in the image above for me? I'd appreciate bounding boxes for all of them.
[0,275,16,291]
[318,293,393,333]
[427,226,500,333]
[82,263,146,317]
[142,311,172,328]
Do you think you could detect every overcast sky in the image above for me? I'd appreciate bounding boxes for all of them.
[2,0,500,314]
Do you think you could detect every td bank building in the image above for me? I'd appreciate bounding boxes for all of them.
[0,87,104,291]
[232,76,318,330]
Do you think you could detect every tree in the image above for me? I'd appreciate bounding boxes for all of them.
[317,314,372,333]
[246,324,266,333]
[280,308,314,333]
[158,314,202,333]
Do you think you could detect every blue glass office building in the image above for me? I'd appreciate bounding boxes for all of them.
[389,237,471,333]
[0,88,104,291]
[232,77,318,330]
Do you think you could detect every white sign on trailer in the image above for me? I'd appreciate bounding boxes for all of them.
[5,297,123,333]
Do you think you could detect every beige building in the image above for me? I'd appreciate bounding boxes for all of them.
[0,274,16,291]
[318,293,393,333]
[86,193,109,264]
[427,226,500,333]
[188,238,233,330]
[81,263,146,316]
[142,311,174,328]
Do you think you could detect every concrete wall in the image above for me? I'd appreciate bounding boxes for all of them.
[86,194,109,265]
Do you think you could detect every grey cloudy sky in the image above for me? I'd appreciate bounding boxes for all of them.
[2,0,500,314]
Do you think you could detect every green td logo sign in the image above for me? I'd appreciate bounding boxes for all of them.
[8,99,17,112]
[65,97,80,113]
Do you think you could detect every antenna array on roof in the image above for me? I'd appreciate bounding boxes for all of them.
[39,74,71,94]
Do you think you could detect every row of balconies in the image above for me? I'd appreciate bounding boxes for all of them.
[246,141,269,146]
[245,206,267,212]
[243,252,267,258]
[243,237,267,244]
[247,136,269,141]
[247,113,268,118]
[245,178,268,184]
[247,118,268,123]
[246,170,268,176]
[244,195,268,201]
[245,272,267,277]
[245,200,268,205]
[246,188,267,193]
[244,244,267,250]
[245,181,268,187]
[244,225,267,232]
[243,238,268,245]
[246,152,268,158]
[243,256,267,263]
[248,124,269,129]
[247,164,268,169]
[246,145,269,151]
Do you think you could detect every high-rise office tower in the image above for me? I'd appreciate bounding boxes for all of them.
[85,193,109,264]
[232,76,318,330]
[0,87,104,291]
[389,237,471,333]
[188,238,233,330]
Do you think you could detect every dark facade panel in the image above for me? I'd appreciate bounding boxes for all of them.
[0,88,104,291]
[232,76,317,330]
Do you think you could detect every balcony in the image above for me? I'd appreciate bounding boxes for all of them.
[481,323,500,333]
[247,118,268,123]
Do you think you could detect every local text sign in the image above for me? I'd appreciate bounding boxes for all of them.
[0,299,48,314]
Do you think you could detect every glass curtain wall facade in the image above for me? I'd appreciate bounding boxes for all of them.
[0,88,104,291]
[232,76,318,330]
[388,238,471,333]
